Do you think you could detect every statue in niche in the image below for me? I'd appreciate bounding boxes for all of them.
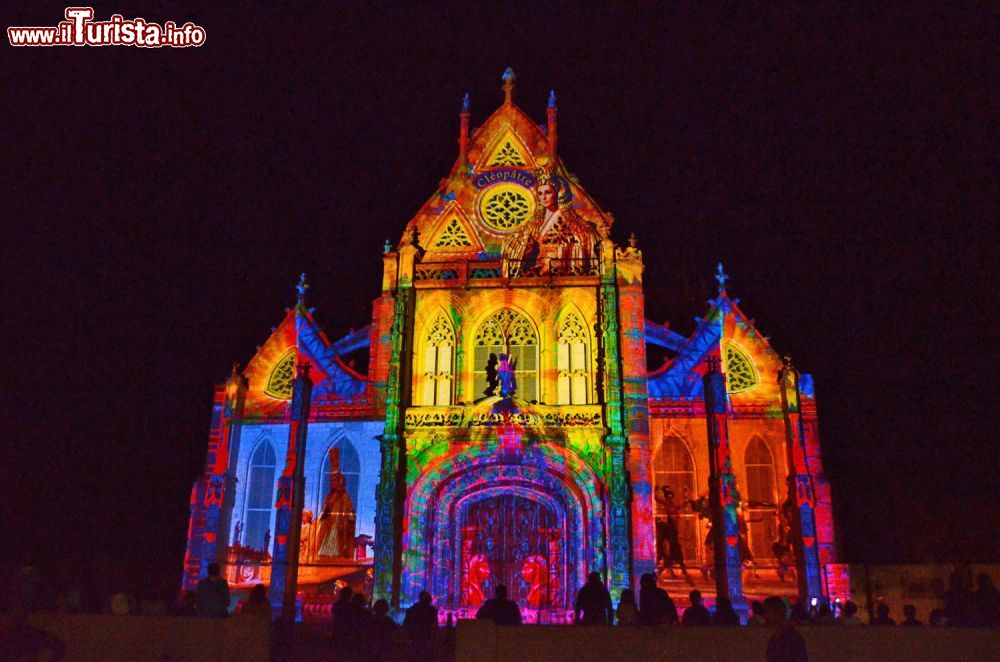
[232,520,243,547]
[299,510,316,563]
[316,448,356,559]
[498,353,517,398]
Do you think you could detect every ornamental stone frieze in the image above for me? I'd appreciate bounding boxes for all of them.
[402,403,604,429]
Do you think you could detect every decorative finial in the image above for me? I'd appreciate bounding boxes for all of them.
[628,232,639,248]
[502,67,515,104]
[383,239,392,254]
[296,361,310,379]
[715,263,729,294]
[548,89,557,108]
[782,355,795,371]
[230,362,240,378]
[707,355,721,374]
[461,92,470,113]
[295,273,309,305]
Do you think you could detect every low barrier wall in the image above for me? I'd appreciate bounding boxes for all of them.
[3,613,270,661]
[457,620,1000,662]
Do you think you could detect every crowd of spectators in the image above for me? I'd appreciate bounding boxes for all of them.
[5,560,998,660]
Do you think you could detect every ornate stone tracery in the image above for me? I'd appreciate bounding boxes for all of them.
[422,314,455,406]
[434,217,473,247]
[264,349,296,399]
[724,342,759,393]
[488,140,527,167]
[479,186,533,230]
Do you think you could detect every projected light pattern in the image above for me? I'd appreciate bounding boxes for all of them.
[182,70,846,618]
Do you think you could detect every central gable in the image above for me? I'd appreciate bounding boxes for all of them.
[400,71,612,261]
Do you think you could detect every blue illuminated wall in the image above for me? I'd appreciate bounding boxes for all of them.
[228,421,382,555]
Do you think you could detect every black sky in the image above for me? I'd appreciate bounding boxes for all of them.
[4,3,996,599]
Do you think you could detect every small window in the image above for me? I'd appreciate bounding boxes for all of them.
[556,313,590,404]
[422,314,455,405]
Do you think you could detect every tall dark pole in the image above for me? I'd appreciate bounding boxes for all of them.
[778,356,823,606]
[270,361,313,620]
[702,355,746,614]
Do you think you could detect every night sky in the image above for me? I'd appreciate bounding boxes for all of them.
[4,3,996,600]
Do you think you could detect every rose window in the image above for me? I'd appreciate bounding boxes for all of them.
[479,185,533,231]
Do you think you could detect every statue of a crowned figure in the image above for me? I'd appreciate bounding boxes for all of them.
[502,167,598,276]
[316,448,356,559]
[497,353,517,398]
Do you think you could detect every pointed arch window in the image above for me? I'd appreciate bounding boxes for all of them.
[556,313,590,404]
[744,437,779,559]
[473,309,538,401]
[654,435,696,511]
[653,434,699,563]
[745,438,777,504]
[422,314,455,406]
[244,441,276,552]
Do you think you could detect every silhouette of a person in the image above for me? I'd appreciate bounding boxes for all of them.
[484,353,499,396]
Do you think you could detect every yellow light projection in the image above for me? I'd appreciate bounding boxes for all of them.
[480,127,534,169]
[411,288,598,408]
[421,314,455,406]
[433,217,473,248]
[723,341,759,393]
[556,312,590,405]
[264,348,297,399]
[478,183,534,232]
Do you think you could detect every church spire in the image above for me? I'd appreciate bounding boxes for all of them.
[295,272,309,307]
[715,263,729,296]
[458,92,470,166]
[547,89,558,161]
[502,67,515,105]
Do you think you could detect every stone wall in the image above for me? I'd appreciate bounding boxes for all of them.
[457,620,1000,662]
[7,614,270,661]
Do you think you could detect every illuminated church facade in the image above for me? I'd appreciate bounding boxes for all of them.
[182,70,848,619]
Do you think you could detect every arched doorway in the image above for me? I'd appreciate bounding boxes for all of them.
[403,446,606,616]
[457,491,563,609]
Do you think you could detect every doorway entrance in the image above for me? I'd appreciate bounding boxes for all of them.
[458,493,564,609]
